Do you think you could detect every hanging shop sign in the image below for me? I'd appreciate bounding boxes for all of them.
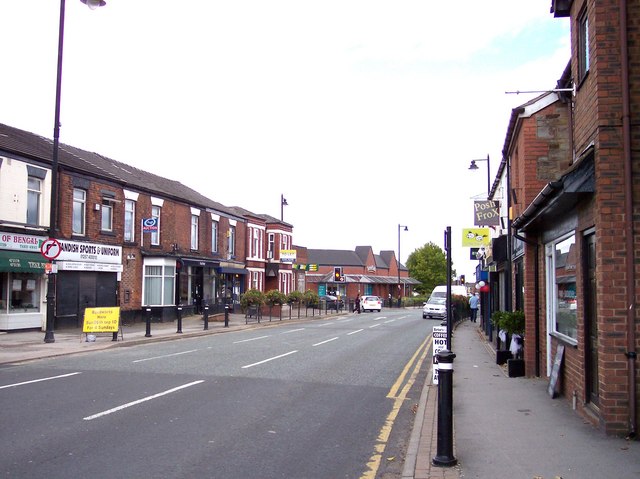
[461,228,491,247]
[473,200,500,226]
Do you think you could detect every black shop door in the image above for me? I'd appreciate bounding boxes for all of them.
[55,271,117,328]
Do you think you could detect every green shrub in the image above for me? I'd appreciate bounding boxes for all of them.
[240,289,265,310]
[287,291,304,304]
[303,290,319,306]
[265,289,287,306]
[492,310,525,335]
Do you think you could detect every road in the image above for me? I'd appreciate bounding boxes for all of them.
[0,309,437,479]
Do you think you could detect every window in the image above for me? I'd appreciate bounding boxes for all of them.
[578,8,590,81]
[124,199,135,242]
[251,271,261,290]
[547,234,577,342]
[101,198,114,232]
[143,260,175,306]
[281,233,290,251]
[72,189,86,235]
[27,177,41,225]
[151,206,161,246]
[251,227,262,258]
[228,225,236,257]
[191,215,199,250]
[268,233,275,259]
[211,220,219,253]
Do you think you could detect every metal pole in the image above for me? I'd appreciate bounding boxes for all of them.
[176,305,183,333]
[145,308,152,337]
[44,0,67,344]
[432,349,457,467]
[224,305,229,327]
[203,305,209,330]
[445,226,452,347]
[485,154,491,198]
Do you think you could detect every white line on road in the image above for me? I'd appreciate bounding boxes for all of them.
[0,372,81,390]
[280,328,305,334]
[372,316,387,321]
[83,380,205,421]
[347,329,364,336]
[241,350,298,369]
[233,335,271,344]
[384,319,396,324]
[316,322,332,327]
[369,323,382,329]
[132,349,200,363]
[313,337,339,347]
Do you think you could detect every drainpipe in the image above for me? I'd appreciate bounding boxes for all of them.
[619,0,636,438]
[514,232,541,377]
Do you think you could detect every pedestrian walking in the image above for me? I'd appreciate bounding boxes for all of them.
[355,294,361,314]
[469,293,480,322]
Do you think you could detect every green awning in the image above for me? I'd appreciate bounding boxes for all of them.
[0,250,48,273]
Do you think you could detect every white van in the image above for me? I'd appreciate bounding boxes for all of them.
[429,285,468,300]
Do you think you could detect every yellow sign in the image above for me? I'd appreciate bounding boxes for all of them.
[462,228,491,247]
[83,307,120,333]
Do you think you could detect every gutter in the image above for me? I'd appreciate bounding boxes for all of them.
[619,0,637,439]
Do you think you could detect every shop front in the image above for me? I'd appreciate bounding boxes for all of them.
[178,257,219,315]
[217,265,247,313]
[0,232,49,330]
[53,239,123,328]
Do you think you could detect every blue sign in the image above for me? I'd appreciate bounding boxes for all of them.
[142,217,158,233]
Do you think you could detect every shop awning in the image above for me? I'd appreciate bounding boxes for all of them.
[217,267,248,275]
[0,250,48,273]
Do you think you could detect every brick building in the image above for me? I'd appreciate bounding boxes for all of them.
[482,0,639,436]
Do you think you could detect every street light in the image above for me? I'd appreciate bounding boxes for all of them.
[397,224,408,307]
[468,154,491,198]
[280,194,288,221]
[44,0,106,343]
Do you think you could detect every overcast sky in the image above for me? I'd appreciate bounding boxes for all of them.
[1,1,569,281]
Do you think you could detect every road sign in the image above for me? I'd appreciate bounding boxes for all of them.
[40,238,61,260]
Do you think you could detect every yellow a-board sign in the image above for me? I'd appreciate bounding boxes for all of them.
[83,307,120,333]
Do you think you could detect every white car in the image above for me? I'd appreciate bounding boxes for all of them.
[361,295,382,312]
[423,296,446,319]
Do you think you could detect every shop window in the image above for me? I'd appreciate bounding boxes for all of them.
[72,188,86,235]
[2,273,41,312]
[143,260,175,306]
[546,234,577,342]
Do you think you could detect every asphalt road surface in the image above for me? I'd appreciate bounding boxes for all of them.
[1,309,437,479]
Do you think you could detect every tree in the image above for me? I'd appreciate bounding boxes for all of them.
[406,242,456,295]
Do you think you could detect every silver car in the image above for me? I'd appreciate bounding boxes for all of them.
[422,296,446,319]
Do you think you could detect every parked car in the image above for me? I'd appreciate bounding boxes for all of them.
[319,295,344,310]
[361,295,382,312]
[423,296,446,319]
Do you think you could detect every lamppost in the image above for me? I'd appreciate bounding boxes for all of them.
[468,154,491,198]
[280,194,288,221]
[397,224,408,307]
[44,0,106,343]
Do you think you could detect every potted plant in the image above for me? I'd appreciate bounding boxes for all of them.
[502,310,525,377]
[491,311,511,365]
[265,289,287,320]
[240,289,265,321]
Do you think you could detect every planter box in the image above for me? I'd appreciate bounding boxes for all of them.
[496,350,512,365]
[508,358,525,377]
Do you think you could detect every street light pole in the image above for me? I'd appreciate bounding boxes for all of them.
[468,154,491,198]
[44,0,106,343]
[280,194,288,221]
[397,224,408,307]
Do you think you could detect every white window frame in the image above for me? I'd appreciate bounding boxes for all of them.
[142,258,176,306]
[228,225,236,257]
[578,7,590,81]
[268,233,275,259]
[546,233,578,346]
[101,198,115,232]
[72,188,86,236]
[124,199,135,243]
[151,205,161,246]
[211,220,219,253]
[27,177,41,225]
[191,214,199,251]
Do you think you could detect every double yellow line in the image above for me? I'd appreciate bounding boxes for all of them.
[360,334,433,479]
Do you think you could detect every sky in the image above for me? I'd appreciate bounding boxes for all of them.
[1,1,570,282]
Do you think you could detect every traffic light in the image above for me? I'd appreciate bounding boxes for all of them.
[460,274,465,284]
[334,267,343,282]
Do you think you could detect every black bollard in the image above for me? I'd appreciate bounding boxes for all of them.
[112,331,118,342]
[433,349,457,467]
[224,305,229,327]
[145,308,152,338]
[176,306,183,333]
[203,305,209,330]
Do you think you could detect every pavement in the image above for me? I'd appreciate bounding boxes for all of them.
[2,312,639,479]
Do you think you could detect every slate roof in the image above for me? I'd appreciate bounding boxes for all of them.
[0,122,241,219]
